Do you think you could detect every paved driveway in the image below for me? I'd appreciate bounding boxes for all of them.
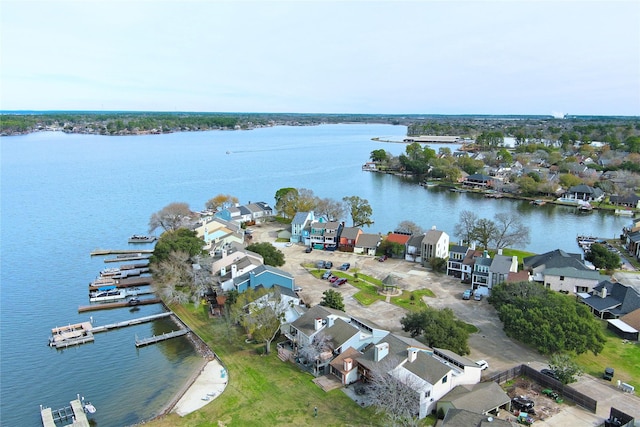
[250,223,640,423]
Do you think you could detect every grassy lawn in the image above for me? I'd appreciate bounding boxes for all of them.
[147,304,388,427]
[574,321,640,390]
[391,290,434,312]
[498,248,536,264]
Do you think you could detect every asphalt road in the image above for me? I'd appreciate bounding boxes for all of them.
[248,222,640,422]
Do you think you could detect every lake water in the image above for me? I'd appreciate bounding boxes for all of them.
[0,124,629,426]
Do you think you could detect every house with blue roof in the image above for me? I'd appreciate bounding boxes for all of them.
[290,211,315,243]
[221,264,295,294]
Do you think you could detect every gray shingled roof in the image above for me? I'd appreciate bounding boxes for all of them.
[292,211,310,225]
[423,229,444,245]
[442,409,512,427]
[544,267,602,280]
[340,226,361,240]
[324,318,360,348]
[404,351,451,385]
[440,382,510,414]
[490,254,514,274]
[356,233,381,249]
[523,249,587,271]
[358,333,422,371]
[450,245,468,255]
[290,305,344,336]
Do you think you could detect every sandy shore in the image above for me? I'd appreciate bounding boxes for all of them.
[171,358,228,417]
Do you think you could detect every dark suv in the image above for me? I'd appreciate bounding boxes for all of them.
[541,369,560,381]
[511,397,535,414]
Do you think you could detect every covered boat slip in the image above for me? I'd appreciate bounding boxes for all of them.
[40,396,90,427]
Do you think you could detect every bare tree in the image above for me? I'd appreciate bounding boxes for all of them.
[237,288,291,354]
[472,218,497,250]
[150,250,192,304]
[368,357,421,427]
[148,202,192,233]
[453,210,478,246]
[395,221,424,235]
[492,212,531,250]
[314,197,345,222]
[297,332,334,372]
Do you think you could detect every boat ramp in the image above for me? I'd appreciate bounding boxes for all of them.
[40,395,93,427]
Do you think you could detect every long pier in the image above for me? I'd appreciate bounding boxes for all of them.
[91,249,153,256]
[91,312,171,333]
[89,276,152,290]
[135,329,190,347]
[104,254,151,263]
[78,297,161,313]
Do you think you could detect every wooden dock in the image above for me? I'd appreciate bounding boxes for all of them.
[91,249,153,256]
[90,312,172,333]
[50,312,172,348]
[40,395,91,427]
[135,329,190,347]
[104,254,151,263]
[78,298,161,312]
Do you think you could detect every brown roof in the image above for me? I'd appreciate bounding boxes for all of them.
[507,270,530,283]
[620,308,640,331]
[329,347,361,373]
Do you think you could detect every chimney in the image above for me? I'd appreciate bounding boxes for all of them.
[407,348,418,363]
[314,318,323,331]
[220,266,226,276]
[344,358,353,371]
[483,250,489,258]
[497,248,503,255]
[601,287,607,298]
[374,342,389,362]
[231,264,237,278]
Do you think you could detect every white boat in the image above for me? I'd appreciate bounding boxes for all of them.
[128,234,156,243]
[89,286,137,302]
[100,267,121,277]
[84,402,96,414]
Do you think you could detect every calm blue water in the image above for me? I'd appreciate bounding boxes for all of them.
[0,124,629,426]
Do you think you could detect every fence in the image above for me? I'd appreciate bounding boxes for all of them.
[487,364,598,413]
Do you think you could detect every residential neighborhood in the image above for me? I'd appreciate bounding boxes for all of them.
[179,198,640,425]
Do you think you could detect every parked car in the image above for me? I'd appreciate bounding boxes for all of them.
[305,247,313,253]
[475,360,489,370]
[322,270,332,280]
[316,261,326,268]
[334,278,347,286]
[324,261,333,268]
[462,289,472,300]
[511,397,535,414]
[473,291,483,301]
[294,286,303,292]
[378,255,388,262]
[329,276,339,283]
[339,263,351,271]
[541,369,560,381]
[603,367,614,381]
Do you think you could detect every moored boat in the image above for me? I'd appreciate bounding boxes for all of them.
[89,286,138,302]
[128,235,156,243]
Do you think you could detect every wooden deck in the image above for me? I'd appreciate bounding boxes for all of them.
[91,249,153,256]
[40,396,90,427]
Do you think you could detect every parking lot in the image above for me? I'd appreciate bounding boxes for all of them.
[249,222,640,423]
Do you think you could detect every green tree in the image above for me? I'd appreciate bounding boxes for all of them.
[236,288,289,354]
[320,289,345,311]
[342,195,374,228]
[548,353,583,384]
[489,282,606,355]
[517,175,539,195]
[456,156,485,175]
[429,257,447,273]
[274,187,298,218]
[245,242,285,266]
[399,311,427,337]
[370,149,388,163]
[150,228,205,264]
[558,173,583,188]
[584,243,621,271]
[497,148,513,163]
[400,307,470,355]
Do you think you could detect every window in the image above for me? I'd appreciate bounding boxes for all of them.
[560,276,565,281]
[442,375,447,384]
[425,390,431,398]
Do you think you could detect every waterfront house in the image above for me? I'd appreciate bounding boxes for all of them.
[309,220,328,249]
[563,184,604,202]
[421,228,450,267]
[609,194,640,209]
[195,217,245,250]
[338,226,362,252]
[211,242,263,287]
[580,280,640,320]
[523,249,601,293]
[383,232,412,258]
[354,233,382,256]
[471,252,518,295]
[322,221,343,250]
[223,264,295,294]
[447,245,469,279]
[462,173,494,188]
[290,211,315,243]
[405,234,425,263]
[246,201,274,223]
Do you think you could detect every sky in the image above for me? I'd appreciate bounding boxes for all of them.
[1,0,639,116]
